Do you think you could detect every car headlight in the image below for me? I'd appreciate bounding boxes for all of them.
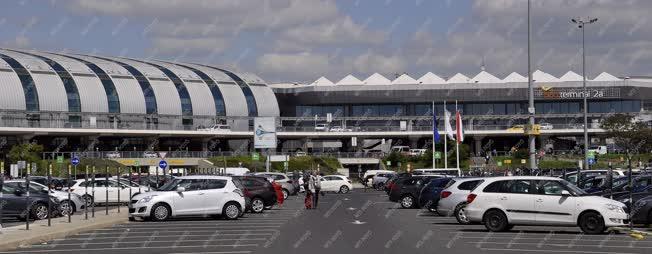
[137,195,157,204]
[605,203,625,213]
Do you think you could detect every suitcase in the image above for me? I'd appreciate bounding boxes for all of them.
[304,193,313,209]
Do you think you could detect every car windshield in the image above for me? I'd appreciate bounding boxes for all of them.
[559,179,588,196]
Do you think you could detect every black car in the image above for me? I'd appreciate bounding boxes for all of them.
[384,173,412,194]
[417,178,453,212]
[388,175,443,208]
[625,195,652,225]
[232,176,277,213]
[1,183,60,220]
[28,176,73,191]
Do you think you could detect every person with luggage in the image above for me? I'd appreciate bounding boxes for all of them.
[313,171,321,208]
[304,173,314,209]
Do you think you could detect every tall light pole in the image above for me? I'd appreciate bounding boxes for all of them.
[527,0,536,170]
[571,17,598,173]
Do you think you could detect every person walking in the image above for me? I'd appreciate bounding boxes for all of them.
[304,173,314,209]
[313,171,321,208]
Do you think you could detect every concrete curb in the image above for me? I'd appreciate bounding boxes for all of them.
[0,215,127,251]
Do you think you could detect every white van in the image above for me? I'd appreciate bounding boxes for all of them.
[588,145,607,155]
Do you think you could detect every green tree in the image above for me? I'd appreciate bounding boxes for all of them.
[600,114,651,154]
[8,143,43,163]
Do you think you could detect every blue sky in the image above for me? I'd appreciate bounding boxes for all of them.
[1,0,650,83]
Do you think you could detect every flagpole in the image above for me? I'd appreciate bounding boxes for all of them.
[444,101,448,169]
[456,100,460,169]
[432,101,436,168]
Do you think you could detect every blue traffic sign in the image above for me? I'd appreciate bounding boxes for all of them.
[159,160,168,169]
[71,157,80,166]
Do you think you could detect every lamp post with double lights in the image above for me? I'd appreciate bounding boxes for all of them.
[571,17,598,174]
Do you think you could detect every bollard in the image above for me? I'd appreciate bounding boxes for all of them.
[105,166,109,215]
[47,163,52,227]
[67,164,72,223]
[117,166,121,213]
[137,166,141,194]
[0,161,4,231]
[25,163,31,230]
[147,170,151,192]
[128,166,132,200]
[155,166,159,189]
[84,165,88,220]
[91,165,95,218]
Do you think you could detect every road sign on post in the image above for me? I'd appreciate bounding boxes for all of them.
[588,158,596,165]
[159,160,168,169]
[587,151,596,159]
[57,156,64,164]
[134,161,140,167]
[434,152,442,159]
[251,152,260,161]
[71,157,80,166]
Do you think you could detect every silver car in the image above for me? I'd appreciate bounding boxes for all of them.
[371,173,396,190]
[5,180,85,216]
[254,172,297,199]
[436,178,484,224]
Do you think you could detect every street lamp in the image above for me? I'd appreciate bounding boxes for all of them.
[527,0,537,171]
[571,17,598,174]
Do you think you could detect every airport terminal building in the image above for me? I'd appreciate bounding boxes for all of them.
[0,48,650,157]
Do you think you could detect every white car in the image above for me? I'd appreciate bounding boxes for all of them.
[69,179,147,206]
[320,175,352,194]
[435,178,484,224]
[197,124,231,132]
[539,123,553,130]
[128,176,245,221]
[464,176,628,234]
[329,126,352,132]
[5,180,85,216]
[143,151,158,158]
[106,151,121,158]
[315,124,329,131]
[363,170,395,186]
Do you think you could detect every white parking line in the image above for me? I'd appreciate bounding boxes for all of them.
[26,238,268,247]
[76,229,279,236]
[468,241,652,249]
[0,245,258,253]
[92,225,281,231]
[59,233,275,241]
[167,252,251,254]
[481,248,637,254]
[458,236,647,241]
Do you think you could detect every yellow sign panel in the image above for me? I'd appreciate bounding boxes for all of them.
[525,124,541,135]
[504,160,512,164]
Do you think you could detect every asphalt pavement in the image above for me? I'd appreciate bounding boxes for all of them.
[1,189,651,254]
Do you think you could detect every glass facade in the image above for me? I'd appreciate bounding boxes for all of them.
[175,64,226,116]
[297,100,641,117]
[62,55,120,113]
[19,52,81,112]
[0,53,39,111]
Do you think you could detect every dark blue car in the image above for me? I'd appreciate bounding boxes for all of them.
[418,178,453,213]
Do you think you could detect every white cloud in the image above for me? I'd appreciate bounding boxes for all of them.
[352,52,406,75]
[257,52,332,81]
[152,37,228,55]
[281,16,387,46]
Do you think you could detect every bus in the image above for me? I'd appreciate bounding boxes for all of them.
[412,168,461,177]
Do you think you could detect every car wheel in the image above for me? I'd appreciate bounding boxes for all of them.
[251,198,265,213]
[82,195,94,207]
[59,200,75,216]
[128,216,136,222]
[339,185,350,194]
[400,195,415,209]
[223,202,241,220]
[282,189,289,200]
[579,211,605,234]
[31,203,49,220]
[454,203,472,225]
[150,203,171,222]
[483,209,509,232]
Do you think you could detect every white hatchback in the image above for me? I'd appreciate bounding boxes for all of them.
[129,176,245,221]
[320,175,352,194]
[465,176,628,234]
[69,179,147,206]
[436,178,484,224]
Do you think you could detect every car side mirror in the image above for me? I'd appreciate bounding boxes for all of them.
[561,190,571,196]
[176,186,185,193]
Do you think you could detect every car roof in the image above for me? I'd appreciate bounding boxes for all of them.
[481,176,562,181]
[175,175,232,180]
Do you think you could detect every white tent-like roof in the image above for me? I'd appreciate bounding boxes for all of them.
[592,72,620,81]
[470,71,502,83]
[336,74,364,85]
[532,70,560,83]
[392,74,418,85]
[363,73,391,85]
[447,73,470,83]
[502,72,528,82]
[559,71,583,82]
[417,72,446,84]
[310,76,334,86]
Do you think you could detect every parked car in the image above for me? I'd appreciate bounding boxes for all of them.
[143,151,158,158]
[588,145,608,155]
[28,176,72,191]
[254,172,297,199]
[539,122,554,130]
[315,124,329,131]
[320,175,352,194]
[408,149,427,156]
[363,170,395,187]
[388,175,444,208]
[5,180,85,216]
[465,176,628,234]
[231,176,278,213]
[384,173,412,194]
[417,177,453,212]
[436,178,485,224]
[128,176,245,221]
[197,124,231,132]
[625,195,652,225]
[560,169,625,184]
[1,183,60,220]
[69,178,146,206]
[106,151,121,158]
[372,172,397,190]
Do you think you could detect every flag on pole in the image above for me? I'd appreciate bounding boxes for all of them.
[444,109,455,140]
[455,110,464,144]
[433,107,440,144]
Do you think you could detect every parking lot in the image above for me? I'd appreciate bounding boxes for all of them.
[1,188,651,254]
